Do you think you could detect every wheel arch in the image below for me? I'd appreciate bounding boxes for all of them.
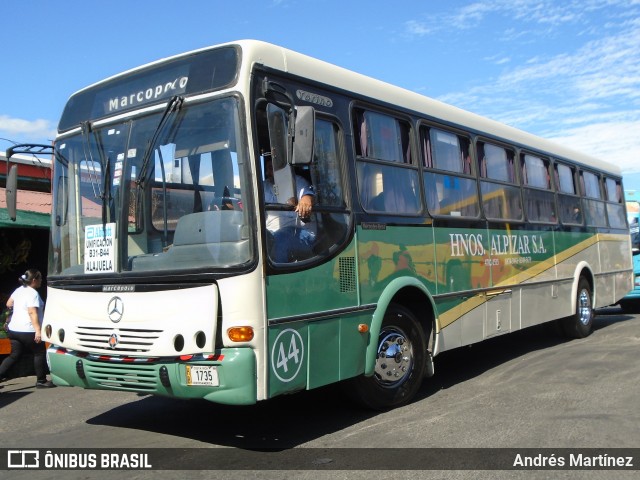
[365,277,436,376]
[572,262,595,310]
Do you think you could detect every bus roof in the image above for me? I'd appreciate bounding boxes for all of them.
[69,39,620,176]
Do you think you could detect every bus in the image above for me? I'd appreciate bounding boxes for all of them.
[619,190,640,312]
[6,40,633,410]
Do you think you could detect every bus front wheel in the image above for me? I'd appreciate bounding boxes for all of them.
[347,305,426,410]
[560,277,594,339]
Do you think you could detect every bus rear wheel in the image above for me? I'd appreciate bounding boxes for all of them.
[347,305,426,410]
[560,277,594,339]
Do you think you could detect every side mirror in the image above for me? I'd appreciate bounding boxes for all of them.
[6,164,17,221]
[291,106,315,165]
[266,103,295,203]
[266,103,290,170]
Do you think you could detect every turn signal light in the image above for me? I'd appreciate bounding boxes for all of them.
[227,326,254,342]
[358,324,369,333]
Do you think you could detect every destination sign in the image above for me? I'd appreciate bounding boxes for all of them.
[84,223,116,274]
[59,46,239,131]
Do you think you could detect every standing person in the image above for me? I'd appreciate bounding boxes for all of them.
[0,269,55,388]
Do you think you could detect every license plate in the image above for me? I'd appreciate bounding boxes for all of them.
[186,365,219,386]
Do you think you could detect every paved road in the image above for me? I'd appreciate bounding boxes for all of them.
[1,307,638,479]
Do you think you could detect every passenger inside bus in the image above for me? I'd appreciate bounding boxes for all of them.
[572,205,583,224]
[262,154,316,262]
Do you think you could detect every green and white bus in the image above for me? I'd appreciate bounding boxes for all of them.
[10,40,633,409]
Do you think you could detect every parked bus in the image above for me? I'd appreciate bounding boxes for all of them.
[6,40,633,409]
[619,190,640,312]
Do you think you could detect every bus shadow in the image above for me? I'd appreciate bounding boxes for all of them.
[414,306,633,400]
[86,308,634,449]
[87,382,371,449]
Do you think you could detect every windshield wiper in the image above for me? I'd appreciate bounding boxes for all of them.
[80,121,101,198]
[80,122,112,242]
[136,95,184,188]
[101,152,112,228]
[81,121,112,238]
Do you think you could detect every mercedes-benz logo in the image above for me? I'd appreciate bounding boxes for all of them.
[107,296,124,323]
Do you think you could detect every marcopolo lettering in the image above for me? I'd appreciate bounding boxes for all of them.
[107,76,189,112]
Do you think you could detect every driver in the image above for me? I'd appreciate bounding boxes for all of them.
[263,155,315,262]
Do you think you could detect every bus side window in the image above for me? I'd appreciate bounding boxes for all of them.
[521,154,557,223]
[477,142,522,221]
[581,171,607,227]
[355,108,420,215]
[604,177,626,228]
[422,126,479,217]
[555,162,582,225]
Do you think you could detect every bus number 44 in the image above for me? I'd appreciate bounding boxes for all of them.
[271,328,305,383]
[276,335,300,372]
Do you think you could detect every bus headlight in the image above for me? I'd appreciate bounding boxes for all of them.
[227,326,254,342]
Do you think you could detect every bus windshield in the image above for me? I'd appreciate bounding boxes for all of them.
[50,96,253,276]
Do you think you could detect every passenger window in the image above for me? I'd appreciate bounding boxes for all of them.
[581,171,602,199]
[555,163,582,225]
[479,143,515,182]
[521,154,556,224]
[522,154,549,188]
[477,141,522,221]
[580,171,607,227]
[556,163,576,194]
[357,162,421,214]
[355,110,411,164]
[605,177,621,203]
[426,129,470,173]
[604,177,626,228]
[422,126,478,217]
[355,108,420,215]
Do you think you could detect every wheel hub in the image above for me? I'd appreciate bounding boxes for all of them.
[578,288,592,326]
[374,329,413,387]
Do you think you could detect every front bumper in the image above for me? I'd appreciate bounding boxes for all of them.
[47,346,257,405]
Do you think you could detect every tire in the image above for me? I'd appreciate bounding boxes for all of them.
[346,305,427,410]
[560,277,594,339]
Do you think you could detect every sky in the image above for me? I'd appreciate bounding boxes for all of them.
[2,0,640,191]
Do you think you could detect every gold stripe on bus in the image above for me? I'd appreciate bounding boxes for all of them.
[438,294,485,330]
[438,233,626,330]
[494,235,599,289]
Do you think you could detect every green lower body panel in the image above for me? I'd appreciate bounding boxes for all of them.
[47,346,257,405]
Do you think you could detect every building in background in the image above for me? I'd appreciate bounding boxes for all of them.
[0,151,51,306]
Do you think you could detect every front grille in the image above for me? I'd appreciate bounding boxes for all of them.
[84,360,159,391]
[75,326,162,353]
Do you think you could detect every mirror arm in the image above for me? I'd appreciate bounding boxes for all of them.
[5,143,54,221]
[261,78,295,113]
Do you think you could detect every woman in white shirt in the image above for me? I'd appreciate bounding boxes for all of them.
[0,269,54,388]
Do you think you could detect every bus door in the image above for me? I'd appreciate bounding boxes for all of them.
[255,89,353,397]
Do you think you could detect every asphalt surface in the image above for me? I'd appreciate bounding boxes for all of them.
[1,306,638,480]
